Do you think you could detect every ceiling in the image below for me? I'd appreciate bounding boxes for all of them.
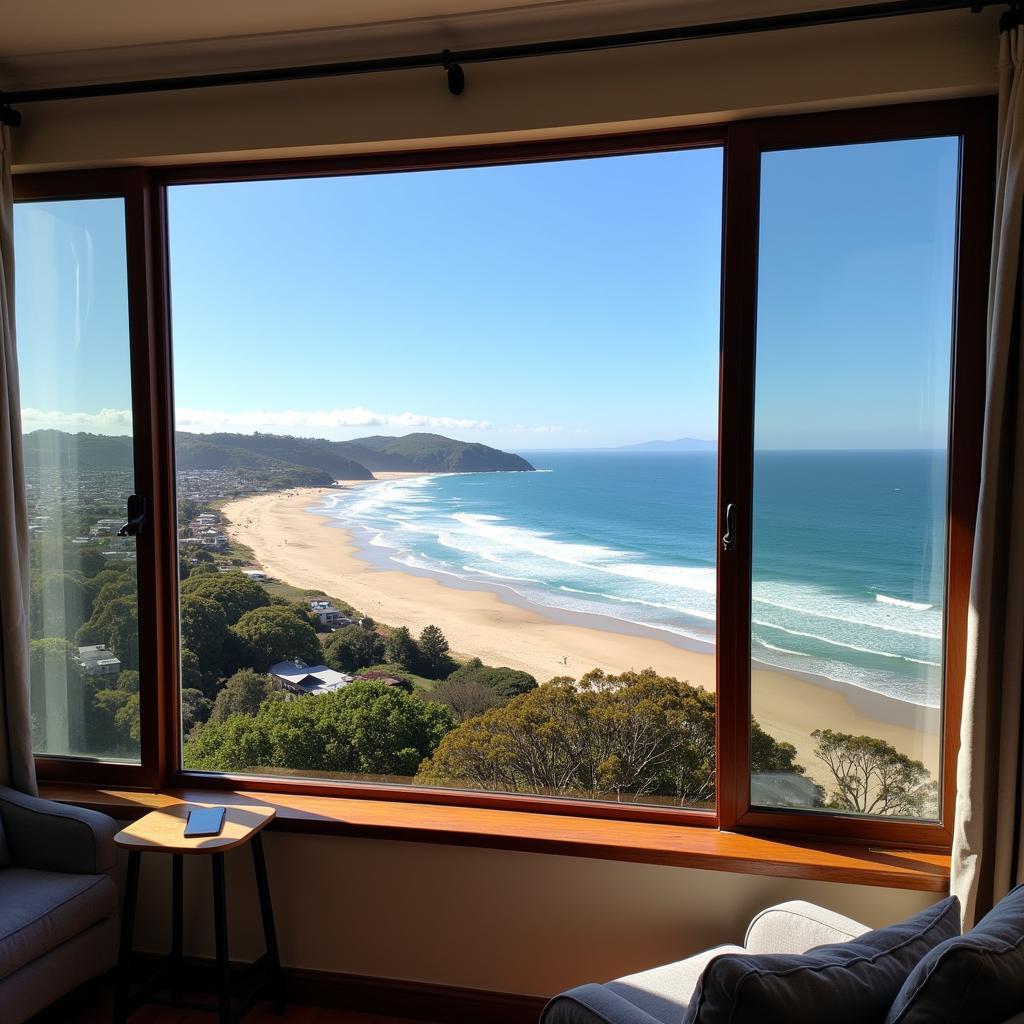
[1,0,893,58]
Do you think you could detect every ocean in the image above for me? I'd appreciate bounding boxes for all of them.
[313,450,947,708]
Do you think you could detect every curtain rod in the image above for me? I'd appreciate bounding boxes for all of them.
[0,0,1009,127]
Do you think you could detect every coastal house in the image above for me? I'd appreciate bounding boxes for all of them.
[308,599,350,628]
[76,644,121,678]
[269,659,353,696]
[6,4,1024,1024]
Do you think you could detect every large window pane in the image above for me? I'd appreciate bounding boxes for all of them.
[750,138,959,818]
[15,198,141,762]
[169,150,727,808]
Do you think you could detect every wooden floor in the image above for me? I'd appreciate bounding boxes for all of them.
[37,991,432,1024]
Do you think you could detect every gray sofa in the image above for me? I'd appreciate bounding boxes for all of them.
[0,785,120,1023]
[543,899,1024,1024]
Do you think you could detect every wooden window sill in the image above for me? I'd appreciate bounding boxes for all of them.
[41,783,950,893]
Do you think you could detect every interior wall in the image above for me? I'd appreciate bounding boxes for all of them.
[125,833,938,996]
[11,8,1001,172]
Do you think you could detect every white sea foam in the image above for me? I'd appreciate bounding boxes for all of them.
[759,641,812,657]
[875,594,934,611]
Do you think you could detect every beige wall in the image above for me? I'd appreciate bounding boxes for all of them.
[126,833,938,996]
[11,9,1001,172]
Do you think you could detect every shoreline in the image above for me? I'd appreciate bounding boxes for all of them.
[221,484,941,781]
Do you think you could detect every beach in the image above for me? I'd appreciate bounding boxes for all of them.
[221,483,941,784]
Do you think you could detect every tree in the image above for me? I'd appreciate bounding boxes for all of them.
[180,571,270,625]
[383,626,419,670]
[116,669,140,692]
[210,669,277,723]
[424,677,503,722]
[445,658,537,699]
[75,595,139,669]
[230,605,321,672]
[418,668,804,807]
[322,625,384,673]
[180,648,203,692]
[181,688,213,736]
[183,680,455,776]
[179,595,230,688]
[30,570,92,639]
[811,729,937,817]
[418,624,452,678]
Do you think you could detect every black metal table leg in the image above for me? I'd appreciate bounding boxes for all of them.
[113,850,141,1024]
[170,853,184,1002]
[251,833,286,1014]
[212,852,232,1024]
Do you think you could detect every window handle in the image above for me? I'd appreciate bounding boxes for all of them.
[722,502,737,552]
[118,494,148,537]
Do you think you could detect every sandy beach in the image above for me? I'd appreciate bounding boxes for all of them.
[221,484,941,784]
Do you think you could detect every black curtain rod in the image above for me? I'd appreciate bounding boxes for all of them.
[0,0,1010,127]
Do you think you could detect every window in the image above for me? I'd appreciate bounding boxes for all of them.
[13,100,993,844]
[749,138,959,820]
[167,151,725,809]
[15,196,142,763]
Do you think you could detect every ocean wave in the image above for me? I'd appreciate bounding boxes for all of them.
[875,593,934,611]
[758,641,811,657]
[753,619,940,667]
[558,585,716,622]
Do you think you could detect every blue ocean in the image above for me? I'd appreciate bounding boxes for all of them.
[315,451,946,707]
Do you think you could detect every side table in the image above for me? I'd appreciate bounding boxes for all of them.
[112,801,285,1023]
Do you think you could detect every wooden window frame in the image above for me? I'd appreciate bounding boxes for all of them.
[14,96,995,848]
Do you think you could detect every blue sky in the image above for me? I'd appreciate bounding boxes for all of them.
[15,137,958,450]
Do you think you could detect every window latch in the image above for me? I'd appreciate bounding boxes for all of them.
[118,494,148,537]
[722,502,737,552]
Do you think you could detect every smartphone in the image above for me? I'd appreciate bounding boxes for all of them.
[184,806,226,838]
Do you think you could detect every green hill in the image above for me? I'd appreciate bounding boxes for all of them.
[335,433,535,473]
[22,429,534,481]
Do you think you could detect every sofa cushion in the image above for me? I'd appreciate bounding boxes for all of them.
[0,867,117,982]
[0,816,10,869]
[682,895,960,1024]
[886,885,1024,1024]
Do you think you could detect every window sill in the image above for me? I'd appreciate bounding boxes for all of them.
[41,782,950,893]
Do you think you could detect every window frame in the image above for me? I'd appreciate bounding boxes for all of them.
[14,97,995,845]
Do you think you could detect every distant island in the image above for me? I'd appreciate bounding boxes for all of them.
[615,438,716,452]
[22,429,536,487]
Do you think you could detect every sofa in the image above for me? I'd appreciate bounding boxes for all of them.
[0,785,120,1023]
[543,894,1024,1024]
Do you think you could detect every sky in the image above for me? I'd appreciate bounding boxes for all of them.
[14,137,959,450]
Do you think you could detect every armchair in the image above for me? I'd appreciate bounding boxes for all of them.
[0,785,120,1023]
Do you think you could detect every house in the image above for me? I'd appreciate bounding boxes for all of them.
[269,659,353,696]
[242,568,267,581]
[308,599,350,628]
[76,645,121,678]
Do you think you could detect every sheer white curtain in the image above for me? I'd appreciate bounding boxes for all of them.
[951,25,1024,927]
[0,124,35,795]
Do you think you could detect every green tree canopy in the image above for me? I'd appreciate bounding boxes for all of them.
[811,729,936,817]
[445,658,537,699]
[322,625,384,673]
[417,624,452,678]
[30,570,92,639]
[180,571,271,625]
[183,680,455,777]
[75,595,139,669]
[424,677,503,722]
[383,626,419,670]
[179,594,230,687]
[210,669,277,723]
[230,605,321,672]
[418,668,804,807]
[181,688,213,736]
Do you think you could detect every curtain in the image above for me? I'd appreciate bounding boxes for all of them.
[951,26,1024,928]
[0,125,35,795]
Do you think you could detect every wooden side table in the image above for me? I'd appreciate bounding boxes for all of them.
[112,802,285,1023]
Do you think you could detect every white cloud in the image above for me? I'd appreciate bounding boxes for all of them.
[513,424,566,434]
[21,408,134,435]
[175,406,491,433]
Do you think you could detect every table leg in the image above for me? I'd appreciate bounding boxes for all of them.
[212,852,232,1024]
[113,850,140,1024]
[251,833,286,1013]
[170,853,184,1002]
